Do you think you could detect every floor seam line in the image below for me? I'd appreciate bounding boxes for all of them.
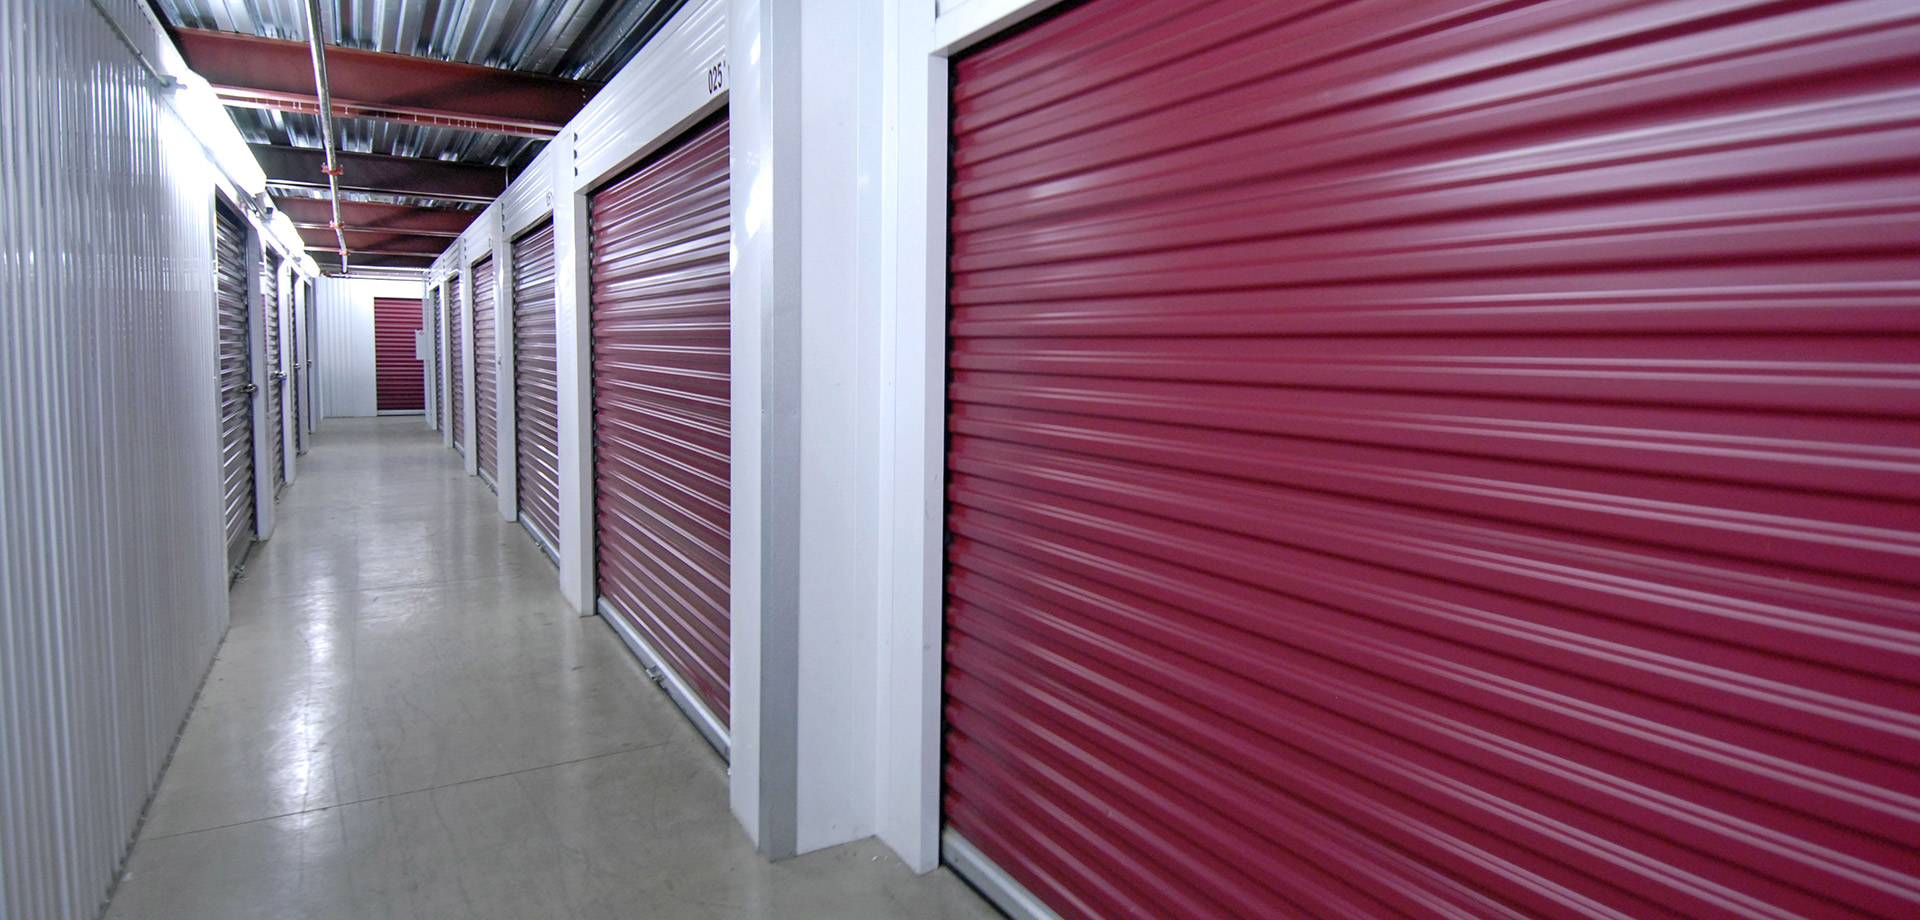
[142,741,679,842]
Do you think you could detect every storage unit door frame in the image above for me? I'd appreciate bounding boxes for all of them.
[474,254,500,486]
[213,203,255,574]
[589,112,733,752]
[430,287,444,430]
[448,275,465,452]
[513,221,561,562]
[938,4,1920,920]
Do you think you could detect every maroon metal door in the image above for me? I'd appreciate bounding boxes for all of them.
[261,253,284,489]
[214,205,255,573]
[448,275,465,452]
[942,3,1920,920]
[513,222,561,560]
[375,297,426,411]
[474,255,500,485]
[590,114,732,724]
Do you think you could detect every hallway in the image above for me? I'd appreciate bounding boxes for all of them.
[104,418,996,920]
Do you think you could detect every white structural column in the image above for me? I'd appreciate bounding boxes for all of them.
[492,203,520,523]
[278,258,298,485]
[246,222,276,541]
[460,258,478,474]
[876,0,950,875]
[729,0,802,859]
[729,0,898,861]
[554,129,594,615]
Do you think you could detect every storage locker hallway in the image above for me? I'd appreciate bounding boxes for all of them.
[102,418,998,920]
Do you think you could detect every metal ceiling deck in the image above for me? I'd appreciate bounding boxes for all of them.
[152,0,684,169]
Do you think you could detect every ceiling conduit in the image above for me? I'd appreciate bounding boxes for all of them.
[301,0,350,273]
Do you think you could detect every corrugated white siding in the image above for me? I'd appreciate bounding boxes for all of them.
[570,0,725,190]
[0,3,232,918]
[313,276,424,419]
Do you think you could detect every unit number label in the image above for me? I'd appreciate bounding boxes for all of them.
[706,60,728,95]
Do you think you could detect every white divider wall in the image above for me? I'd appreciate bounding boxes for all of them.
[313,276,433,419]
[0,2,255,916]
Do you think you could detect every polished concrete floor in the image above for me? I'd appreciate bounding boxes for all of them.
[106,417,998,920]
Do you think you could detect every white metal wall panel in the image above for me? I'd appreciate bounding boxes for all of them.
[502,143,557,238]
[313,277,426,419]
[314,277,378,419]
[570,0,726,190]
[0,3,231,918]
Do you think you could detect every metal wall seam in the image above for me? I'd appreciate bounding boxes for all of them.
[1,3,229,919]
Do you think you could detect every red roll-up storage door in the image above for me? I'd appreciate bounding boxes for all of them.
[590,114,732,725]
[942,3,1920,920]
[474,255,500,485]
[214,205,255,573]
[262,253,284,490]
[375,297,426,411]
[449,275,465,452]
[514,222,561,561]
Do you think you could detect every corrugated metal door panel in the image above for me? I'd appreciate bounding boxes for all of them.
[474,255,500,485]
[449,275,465,451]
[514,221,561,558]
[375,297,426,410]
[262,253,284,488]
[590,114,732,722]
[214,206,255,572]
[942,3,1920,920]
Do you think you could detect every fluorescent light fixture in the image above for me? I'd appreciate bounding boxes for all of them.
[164,70,268,197]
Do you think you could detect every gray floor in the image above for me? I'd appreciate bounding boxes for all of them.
[106,417,998,920]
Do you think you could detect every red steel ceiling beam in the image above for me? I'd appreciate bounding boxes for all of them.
[310,250,437,270]
[251,144,506,201]
[275,198,479,235]
[294,226,450,255]
[173,28,600,138]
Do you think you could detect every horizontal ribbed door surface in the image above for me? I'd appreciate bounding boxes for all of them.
[590,115,731,723]
[449,275,465,452]
[262,254,283,488]
[474,255,499,485]
[513,222,561,558]
[214,206,254,572]
[375,297,426,411]
[942,3,1920,920]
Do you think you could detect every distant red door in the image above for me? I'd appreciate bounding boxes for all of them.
[375,297,425,411]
